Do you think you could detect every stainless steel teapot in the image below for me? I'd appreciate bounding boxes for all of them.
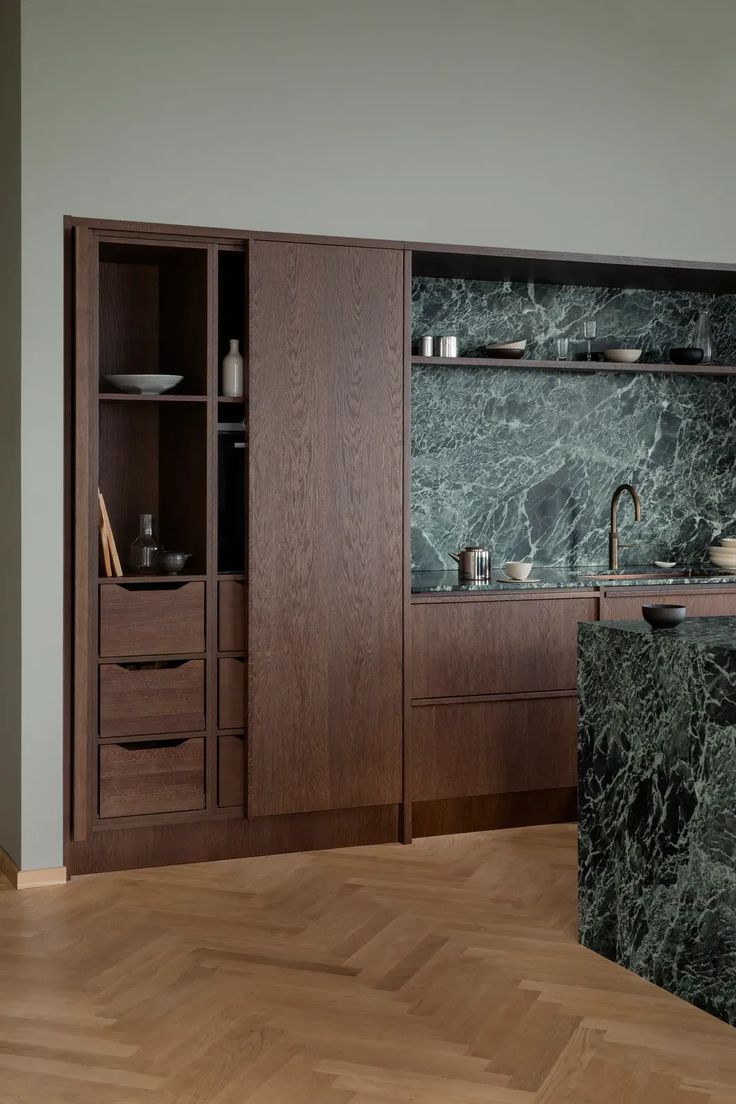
[448,545,492,580]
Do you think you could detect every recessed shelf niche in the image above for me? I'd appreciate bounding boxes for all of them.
[98,241,208,395]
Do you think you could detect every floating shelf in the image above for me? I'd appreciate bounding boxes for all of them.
[411,355,736,377]
[99,393,208,402]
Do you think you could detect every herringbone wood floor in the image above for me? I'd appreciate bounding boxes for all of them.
[1,824,735,1102]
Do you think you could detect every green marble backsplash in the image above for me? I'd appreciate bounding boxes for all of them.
[411,278,736,569]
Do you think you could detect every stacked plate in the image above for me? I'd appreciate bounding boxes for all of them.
[708,538,736,572]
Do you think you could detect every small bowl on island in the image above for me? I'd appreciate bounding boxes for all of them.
[670,347,704,366]
[642,603,686,629]
[603,348,642,364]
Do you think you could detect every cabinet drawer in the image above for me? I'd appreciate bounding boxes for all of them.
[218,734,245,807]
[601,588,736,621]
[411,597,597,699]
[99,738,205,818]
[100,582,205,657]
[218,657,245,729]
[412,696,577,801]
[99,660,205,738]
[218,580,245,652]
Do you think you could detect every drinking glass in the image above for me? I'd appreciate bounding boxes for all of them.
[583,320,597,361]
[556,337,569,360]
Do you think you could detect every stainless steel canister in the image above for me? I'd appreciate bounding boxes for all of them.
[419,335,434,356]
[436,336,459,358]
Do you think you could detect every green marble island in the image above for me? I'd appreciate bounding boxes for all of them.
[578,617,736,1026]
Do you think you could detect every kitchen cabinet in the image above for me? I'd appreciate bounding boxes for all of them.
[600,587,736,621]
[247,241,404,816]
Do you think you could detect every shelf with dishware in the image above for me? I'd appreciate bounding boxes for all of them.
[411,355,736,377]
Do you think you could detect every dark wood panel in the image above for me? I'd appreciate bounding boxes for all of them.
[218,658,245,731]
[248,241,403,816]
[218,580,245,652]
[67,803,399,875]
[218,734,245,808]
[412,596,597,699]
[600,588,736,621]
[98,402,160,566]
[412,696,577,802]
[99,660,205,738]
[99,581,205,657]
[99,262,159,379]
[413,788,577,839]
[99,738,205,818]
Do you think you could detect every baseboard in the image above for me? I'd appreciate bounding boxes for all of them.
[0,845,67,890]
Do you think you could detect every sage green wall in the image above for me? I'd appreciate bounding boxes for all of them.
[0,0,22,868]
[19,0,736,867]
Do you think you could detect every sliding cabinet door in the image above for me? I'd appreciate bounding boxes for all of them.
[248,241,403,816]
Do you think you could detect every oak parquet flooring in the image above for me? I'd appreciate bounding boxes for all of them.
[0,824,735,1102]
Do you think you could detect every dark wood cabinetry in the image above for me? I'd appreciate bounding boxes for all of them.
[247,241,404,817]
[68,216,736,874]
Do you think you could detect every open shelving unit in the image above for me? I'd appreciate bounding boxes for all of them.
[412,355,736,377]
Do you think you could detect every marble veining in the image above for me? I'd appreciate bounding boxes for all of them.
[578,618,736,1026]
[411,278,736,571]
[411,567,736,594]
[412,277,736,363]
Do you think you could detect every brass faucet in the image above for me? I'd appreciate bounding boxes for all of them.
[609,484,641,570]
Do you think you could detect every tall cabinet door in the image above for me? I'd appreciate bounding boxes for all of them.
[248,241,404,816]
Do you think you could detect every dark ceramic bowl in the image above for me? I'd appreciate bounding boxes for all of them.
[642,603,686,629]
[670,347,704,366]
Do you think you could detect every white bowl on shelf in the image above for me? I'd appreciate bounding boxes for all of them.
[487,338,527,360]
[719,538,736,546]
[708,547,736,570]
[603,348,643,364]
[104,374,183,395]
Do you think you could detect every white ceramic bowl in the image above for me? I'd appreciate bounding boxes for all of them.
[720,538,736,546]
[708,548,736,570]
[488,339,527,352]
[603,349,643,364]
[104,374,184,395]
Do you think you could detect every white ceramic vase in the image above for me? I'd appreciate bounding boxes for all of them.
[222,339,244,397]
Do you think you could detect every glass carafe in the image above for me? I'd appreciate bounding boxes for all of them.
[129,513,160,574]
[693,310,713,364]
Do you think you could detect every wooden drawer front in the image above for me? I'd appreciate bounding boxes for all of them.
[99,660,205,738]
[218,658,245,730]
[218,734,245,807]
[411,597,597,699]
[601,589,736,622]
[100,582,205,657]
[412,696,577,801]
[99,738,205,818]
[218,580,245,652]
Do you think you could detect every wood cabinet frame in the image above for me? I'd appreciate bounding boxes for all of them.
[65,215,736,874]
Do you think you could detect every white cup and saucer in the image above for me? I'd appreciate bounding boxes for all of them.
[498,560,539,583]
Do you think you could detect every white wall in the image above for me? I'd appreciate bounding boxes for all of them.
[0,0,22,867]
[19,0,736,867]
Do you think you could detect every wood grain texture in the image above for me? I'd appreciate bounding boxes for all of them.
[248,241,403,816]
[218,579,245,652]
[99,739,205,818]
[412,695,577,801]
[218,733,245,808]
[99,581,205,657]
[600,587,736,621]
[412,596,598,699]
[218,657,245,731]
[414,788,577,837]
[12,824,736,1101]
[99,660,205,738]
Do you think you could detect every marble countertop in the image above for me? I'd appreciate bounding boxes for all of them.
[411,566,736,594]
[590,616,736,649]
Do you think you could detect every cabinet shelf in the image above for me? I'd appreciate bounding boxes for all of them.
[98,574,207,584]
[100,393,207,402]
[411,355,736,377]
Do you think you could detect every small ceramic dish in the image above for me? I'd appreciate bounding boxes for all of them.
[104,374,184,395]
[487,339,526,360]
[642,604,686,629]
[720,538,736,546]
[158,551,191,574]
[653,561,676,569]
[603,348,642,364]
[670,347,704,366]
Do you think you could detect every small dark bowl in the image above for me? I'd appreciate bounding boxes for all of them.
[642,603,686,629]
[670,347,704,366]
